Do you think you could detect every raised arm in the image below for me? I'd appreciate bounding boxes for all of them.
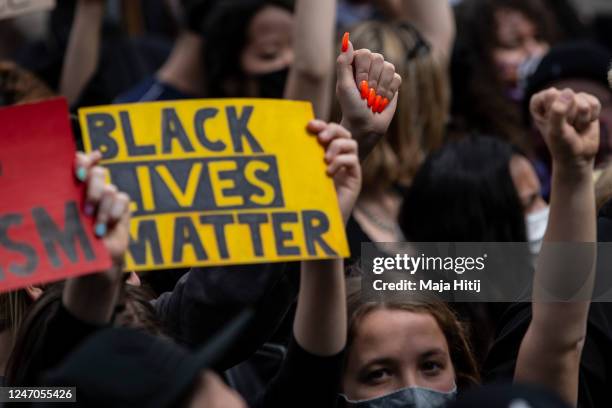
[255,121,360,408]
[293,120,360,356]
[515,88,601,405]
[398,0,455,61]
[283,0,336,119]
[60,0,105,106]
[336,36,401,160]
[63,151,131,325]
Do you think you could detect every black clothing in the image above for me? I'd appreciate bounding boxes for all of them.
[346,215,372,269]
[153,262,299,371]
[254,337,344,408]
[483,203,612,408]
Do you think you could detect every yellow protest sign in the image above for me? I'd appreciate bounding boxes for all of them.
[79,99,349,271]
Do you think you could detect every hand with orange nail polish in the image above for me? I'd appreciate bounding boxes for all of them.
[341,32,349,53]
[360,80,369,99]
[367,88,376,107]
[378,98,390,113]
[335,41,402,160]
[372,95,382,113]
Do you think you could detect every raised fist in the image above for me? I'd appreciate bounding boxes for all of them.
[530,88,601,169]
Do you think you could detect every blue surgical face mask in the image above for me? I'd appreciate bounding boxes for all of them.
[340,385,457,408]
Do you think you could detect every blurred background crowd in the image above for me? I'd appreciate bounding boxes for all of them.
[1,0,612,407]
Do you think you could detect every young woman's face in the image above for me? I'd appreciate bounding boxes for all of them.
[510,155,546,215]
[241,5,294,76]
[493,8,549,87]
[343,309,456,401]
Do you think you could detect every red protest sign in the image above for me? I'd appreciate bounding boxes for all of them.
[0,98,112,293]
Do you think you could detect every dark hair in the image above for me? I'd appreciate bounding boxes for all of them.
[6,283,161,386]
[0,61,54,107]
[6,285,64,386]
[400,135,527,242]
[180,0,213,32]
[451,0,560,150]
[203,0,293,97]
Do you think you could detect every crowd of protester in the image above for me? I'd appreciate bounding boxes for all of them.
[1,0,612,406]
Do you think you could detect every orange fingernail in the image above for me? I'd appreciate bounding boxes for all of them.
[372,95,382,112]
[367,88,376,107]
[380,97,390,112]
[360,80,368,99]
[342,32,349,52]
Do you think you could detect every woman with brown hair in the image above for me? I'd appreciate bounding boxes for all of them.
[341,293,480,406]
[337,0,454,251]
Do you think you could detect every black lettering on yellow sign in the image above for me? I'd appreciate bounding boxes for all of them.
[80,100,350,269]
[128,210,337,266]
[107,156,283,215]
[85,105,263,158]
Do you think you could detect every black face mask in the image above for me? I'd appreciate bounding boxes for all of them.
[252,67,289,99]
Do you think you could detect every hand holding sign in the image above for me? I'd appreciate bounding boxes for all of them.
[75,151,131,266]
[63,151,132,325]
[336,34,402,160]
[307,120,361,224]
[79,99,350,271]
[0,98,111,293]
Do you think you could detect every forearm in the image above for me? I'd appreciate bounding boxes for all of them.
[533,163,595,336]
[517,162,596,405]
[294,259,346,356]
[340,117,381,162]
[60,0,105,106]
[284,0,336,118]
[62,263,123,325]
[400,0,455,61]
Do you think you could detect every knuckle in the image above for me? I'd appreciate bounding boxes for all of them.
[116,192,130,203]
[90,166,106,178]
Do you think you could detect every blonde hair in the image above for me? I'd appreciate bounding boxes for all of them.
[608,65,612,89]
[350,21,450,194]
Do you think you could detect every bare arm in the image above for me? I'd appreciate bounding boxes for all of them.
[63,151,131,325]
[283,0,336,120]
[295,258,346,355]
[515,89,601,406]
[398,0,455,62]
[60,0,105,106]
[293,121,361,355]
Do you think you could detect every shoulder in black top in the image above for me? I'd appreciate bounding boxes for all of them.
[484,201,612,408]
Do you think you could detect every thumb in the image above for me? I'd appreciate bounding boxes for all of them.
[336,34,355,90]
